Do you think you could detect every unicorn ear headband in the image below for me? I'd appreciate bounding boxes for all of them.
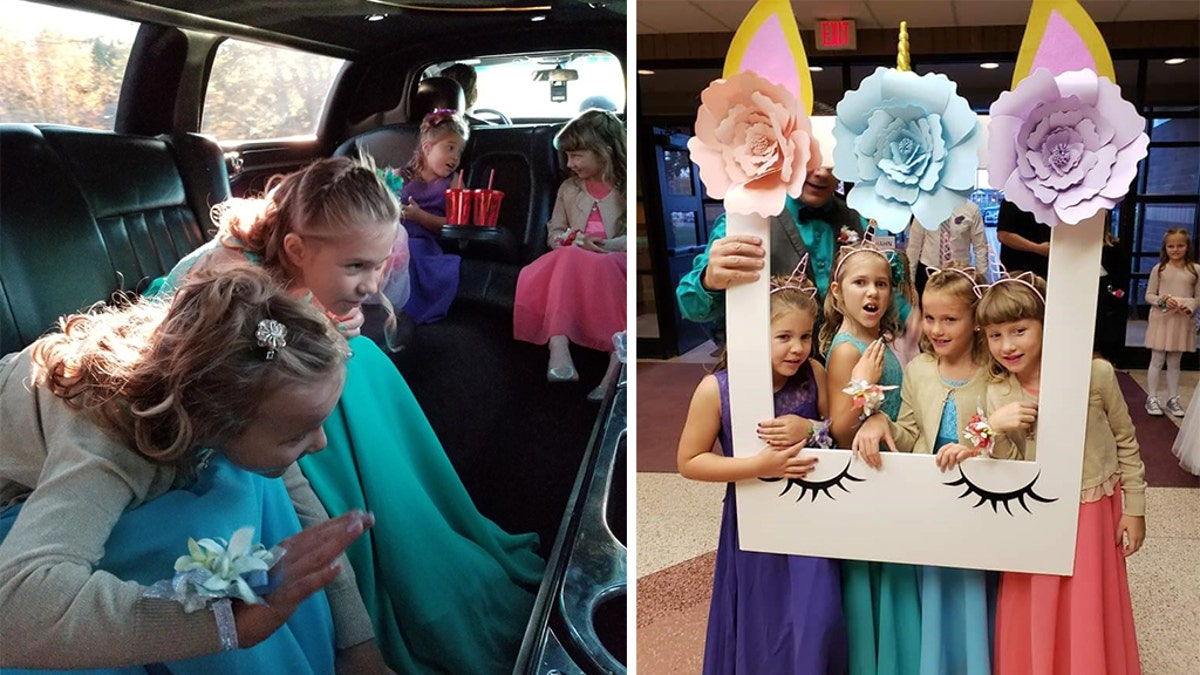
[972,264,1046,304]
[833,225,899,281]
[926,265,979,286]
[771,254,819,299]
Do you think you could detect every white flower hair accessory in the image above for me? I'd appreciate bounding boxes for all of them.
[255,319,288,360]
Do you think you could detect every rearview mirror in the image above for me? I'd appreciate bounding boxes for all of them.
[533,65,579,82]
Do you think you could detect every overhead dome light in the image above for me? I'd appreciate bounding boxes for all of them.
[980,62,1000,69]
[531,14,546,22]
[809,66,823,72]
[1165,58,1187,65]
[365,14,386,21]
[637,69,655,76]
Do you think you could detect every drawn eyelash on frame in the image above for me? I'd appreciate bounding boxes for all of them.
[945,467,1057,515]
[760,459,865,502]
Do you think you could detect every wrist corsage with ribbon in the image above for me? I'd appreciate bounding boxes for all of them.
[142,526,282,651]
[963,410,996,458]
[842,379,898,418]
[807,419,834,449]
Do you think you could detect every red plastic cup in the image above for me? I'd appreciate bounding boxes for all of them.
[444,189,473,225]
[472,189,504,227]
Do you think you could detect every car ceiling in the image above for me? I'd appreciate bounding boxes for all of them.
[41,0,627,60]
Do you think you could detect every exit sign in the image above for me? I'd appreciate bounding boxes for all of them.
[816,19,857,50]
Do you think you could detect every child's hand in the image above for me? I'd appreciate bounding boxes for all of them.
[1116,514,1145,557]
[236,511,373,649]
[851,414,894,469]
[328,307,365,339]
[850,339,886,385]
[754,443,818,479]
[935,442,978,472]
[1164,295,1179,310]
[989,402,1038,434]
[400,198,429,225]
[757,414,812,447]
[578,236,607,253]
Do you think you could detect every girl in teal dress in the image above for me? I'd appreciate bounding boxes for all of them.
[853,264,997,675]
[821,244,921,675]
[0,267,382,673]
[159,156,545,674]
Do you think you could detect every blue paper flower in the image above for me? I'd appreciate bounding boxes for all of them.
[833,68,983,233]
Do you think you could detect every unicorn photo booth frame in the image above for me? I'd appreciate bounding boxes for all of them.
[697,0,1148,575]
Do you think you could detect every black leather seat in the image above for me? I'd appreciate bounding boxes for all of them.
[0,124,224,355]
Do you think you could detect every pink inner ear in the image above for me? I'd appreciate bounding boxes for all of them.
[1030,9,1098,77]
[739,14,801,101]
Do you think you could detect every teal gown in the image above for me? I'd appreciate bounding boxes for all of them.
[159,240,545,674]
[829,332,922,675]
[0,455,335,674]
[916,386,996,675]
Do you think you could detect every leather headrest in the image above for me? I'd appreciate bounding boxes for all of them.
[412,77,466,123]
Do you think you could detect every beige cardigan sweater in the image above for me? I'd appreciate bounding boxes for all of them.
[0,348,373,668]
[985,359,1147,517]
[888,353,991,455]
[545,177,627,252]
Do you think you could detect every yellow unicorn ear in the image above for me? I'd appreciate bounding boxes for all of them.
[723,0,813,115]
[1013,0,1116,87]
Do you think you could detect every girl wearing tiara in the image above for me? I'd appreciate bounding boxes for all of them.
[398,110,470,324]
[941,272,1146,675]
[678,268,846,673]
[822,243,922,675]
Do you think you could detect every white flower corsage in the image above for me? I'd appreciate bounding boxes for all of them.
[837,226,860,245]
[143,526,281,612]
[963,410,996,458]
[842,378,897,418]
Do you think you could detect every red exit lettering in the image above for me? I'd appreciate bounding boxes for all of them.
[816,19,857,51]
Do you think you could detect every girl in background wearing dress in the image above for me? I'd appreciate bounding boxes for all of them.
[513,109,626,400]
[159,156,543,675]
[677,272,846,674]
[1143,227,1199,417]
[822,244,922,675]
[398,110,469,324]
[941,273,1146,675]
[854,264,995,675]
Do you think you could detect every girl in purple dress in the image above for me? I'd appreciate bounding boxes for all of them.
[398,110,468,324]
[677,273,848,674]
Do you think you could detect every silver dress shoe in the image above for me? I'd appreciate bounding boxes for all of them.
[1165,396,1186,417]
[547,366,578,382]
[1145,396,1164,416]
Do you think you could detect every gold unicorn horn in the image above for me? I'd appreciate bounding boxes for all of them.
[897,21,911,72]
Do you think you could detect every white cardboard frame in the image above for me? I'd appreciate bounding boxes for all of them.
[724,205,1103,575]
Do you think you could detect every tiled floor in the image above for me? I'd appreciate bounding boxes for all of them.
[636,343,1200,673]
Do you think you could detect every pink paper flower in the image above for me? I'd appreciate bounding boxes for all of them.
[988,68,1149,226]
[688,71,821,218]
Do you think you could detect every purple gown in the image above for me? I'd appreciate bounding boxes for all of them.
[705,366,849,675]
[399,176,460,324]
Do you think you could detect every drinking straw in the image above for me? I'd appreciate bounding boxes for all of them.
[487,168,495,191]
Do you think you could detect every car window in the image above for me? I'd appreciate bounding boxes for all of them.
[425,50,624,122]
[202,39,343,141]
[0,0,138,129]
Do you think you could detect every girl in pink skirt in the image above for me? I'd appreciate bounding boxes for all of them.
[513,109,626,400]
[951,272,1147,675]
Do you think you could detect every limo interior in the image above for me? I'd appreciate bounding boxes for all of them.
[0,1,627,672]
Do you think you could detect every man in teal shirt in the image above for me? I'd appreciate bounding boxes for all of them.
[676,168,867,324]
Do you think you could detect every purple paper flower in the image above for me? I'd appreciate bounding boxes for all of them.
[988,68,1149,226]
